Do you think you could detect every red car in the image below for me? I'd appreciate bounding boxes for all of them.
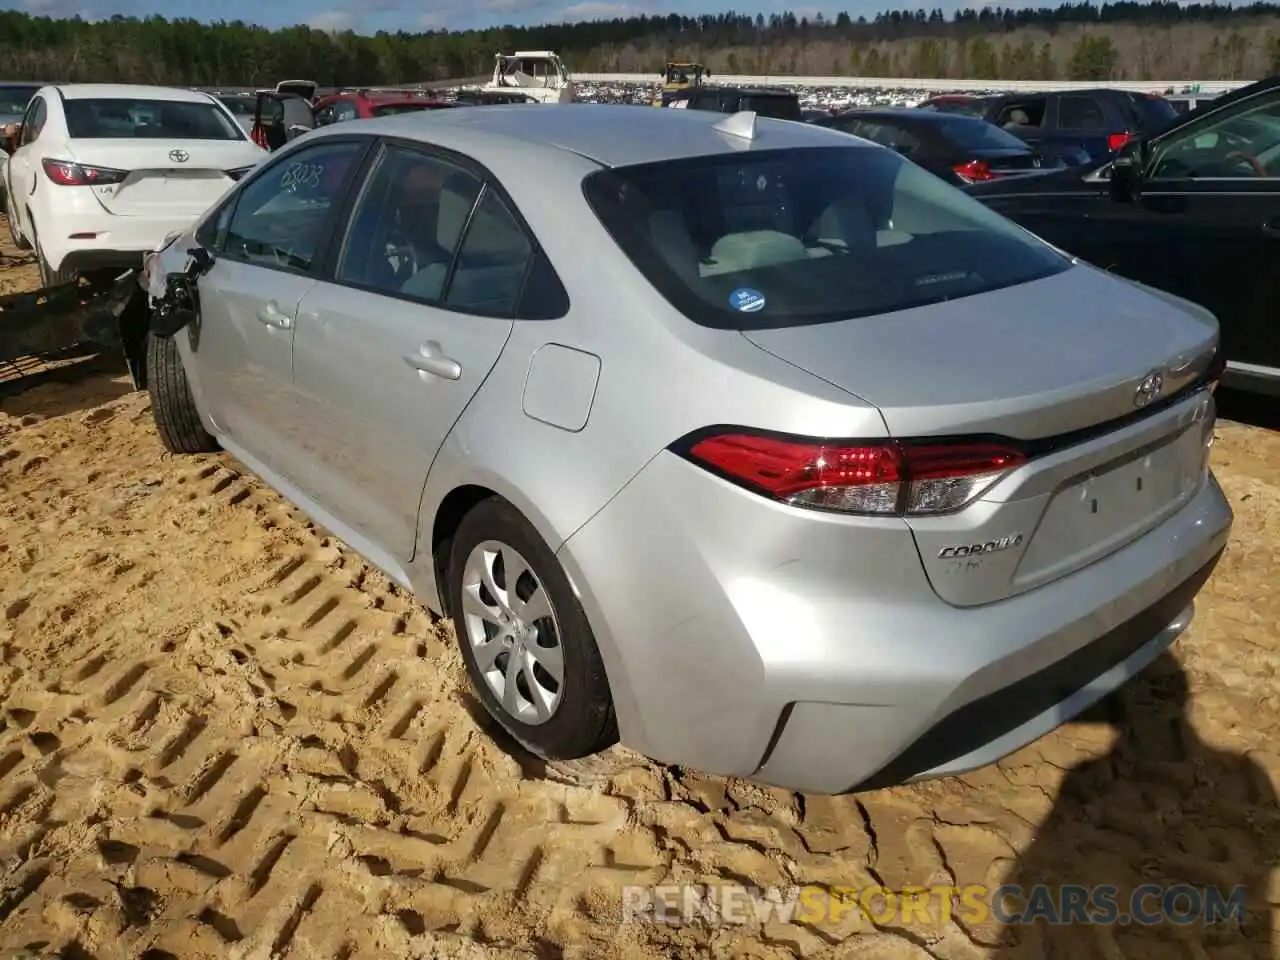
[313,89,456,125]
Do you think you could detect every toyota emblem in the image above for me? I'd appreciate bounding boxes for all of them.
[1133,370,1164,408]
[168,149,190,163]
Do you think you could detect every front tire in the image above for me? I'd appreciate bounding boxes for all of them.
[446,496,617,760]
[146,331,219,454]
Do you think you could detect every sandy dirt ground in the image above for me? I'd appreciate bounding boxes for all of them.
[1,223,1279,959]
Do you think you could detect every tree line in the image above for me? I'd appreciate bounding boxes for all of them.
[0,2,1277,87]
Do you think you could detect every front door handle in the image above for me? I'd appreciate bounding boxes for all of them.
[256,301,292,329]
[1264,216,1280,236]
[403,341,461,380]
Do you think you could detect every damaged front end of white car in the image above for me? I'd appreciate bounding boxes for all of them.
[141,229,215,341]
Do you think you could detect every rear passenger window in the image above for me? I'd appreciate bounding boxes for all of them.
[337,145,481,301]
[1057,96,1106,129]
[445,188,533,316]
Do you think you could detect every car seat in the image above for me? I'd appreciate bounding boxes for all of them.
[808,194,879,251]
[1004,107,1031,128]
[648,209,701,281]
[397,169,483,301]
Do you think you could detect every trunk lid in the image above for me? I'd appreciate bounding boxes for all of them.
[67,140,260,218]
[971,148,1041,174]
[742,263,1219,606]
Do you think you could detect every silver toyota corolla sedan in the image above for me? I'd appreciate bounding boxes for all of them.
[141,104,1232,795]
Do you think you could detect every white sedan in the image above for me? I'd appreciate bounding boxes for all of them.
[3,83,266,287]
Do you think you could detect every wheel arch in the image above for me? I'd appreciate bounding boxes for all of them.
[420,471,567,616]
[416,473,645,751]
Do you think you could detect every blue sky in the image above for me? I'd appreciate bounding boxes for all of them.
[8,0,921,35]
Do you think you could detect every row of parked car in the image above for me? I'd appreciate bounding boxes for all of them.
[212,80,536,152]
[934,80,1280,399]
[0,74,1276,398]
[659,76,1278,396]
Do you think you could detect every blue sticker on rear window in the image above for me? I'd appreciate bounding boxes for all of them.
[729,288,766,312]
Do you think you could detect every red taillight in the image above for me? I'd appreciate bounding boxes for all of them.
[1107,132,1134,152]
[41,158,127,186]
[681,431,1026,516]
[952,159,994,183]
[251,124,268,149]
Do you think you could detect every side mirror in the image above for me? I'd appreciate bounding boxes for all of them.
[1110,139,1147,203]
[188,246,215,274]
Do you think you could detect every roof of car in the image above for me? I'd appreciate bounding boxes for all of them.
[843,107,963,120]
[323,91,433,103]
[312,102,868,167]
[53,83,216,103]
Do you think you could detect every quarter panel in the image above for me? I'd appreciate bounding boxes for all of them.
[413,296,889,575]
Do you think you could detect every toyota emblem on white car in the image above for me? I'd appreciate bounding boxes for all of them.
[168,149,189,163]
[1134,370,1165,408]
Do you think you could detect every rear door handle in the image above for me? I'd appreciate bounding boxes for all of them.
[403,341,461,380]
[1264,217,1280,236]
[256,301,292,329]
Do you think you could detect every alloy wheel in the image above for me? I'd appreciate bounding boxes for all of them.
[459,539,564,725]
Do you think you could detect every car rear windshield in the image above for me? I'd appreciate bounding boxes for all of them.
[933,116,1029,151]
[582,145,1071,330]
[1127,92,1179,129]
[0,86,38,115]
[63,97,245,140]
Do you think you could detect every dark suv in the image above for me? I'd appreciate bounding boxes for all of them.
[977,89,1179,166]
[669,85,803,122]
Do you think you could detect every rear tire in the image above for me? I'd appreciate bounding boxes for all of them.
[30,217,75,286]
[446,496,618,761]
[5,188,28,251]
[147,331,218,454]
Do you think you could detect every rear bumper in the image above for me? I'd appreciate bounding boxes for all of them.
[558,452,1233,795]
[837,546,1219,791]
[34,192,215,275]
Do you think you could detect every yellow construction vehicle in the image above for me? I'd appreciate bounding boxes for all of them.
[654,62,708,106]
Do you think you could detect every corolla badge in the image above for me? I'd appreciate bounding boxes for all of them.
[938,533,1023,560]
[169,149,190,163]
[1133,370,1165,408]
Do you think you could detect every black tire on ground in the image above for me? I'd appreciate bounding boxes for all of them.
[446,496,618,761]
[30,217,75,286]
[146,331,219,454]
